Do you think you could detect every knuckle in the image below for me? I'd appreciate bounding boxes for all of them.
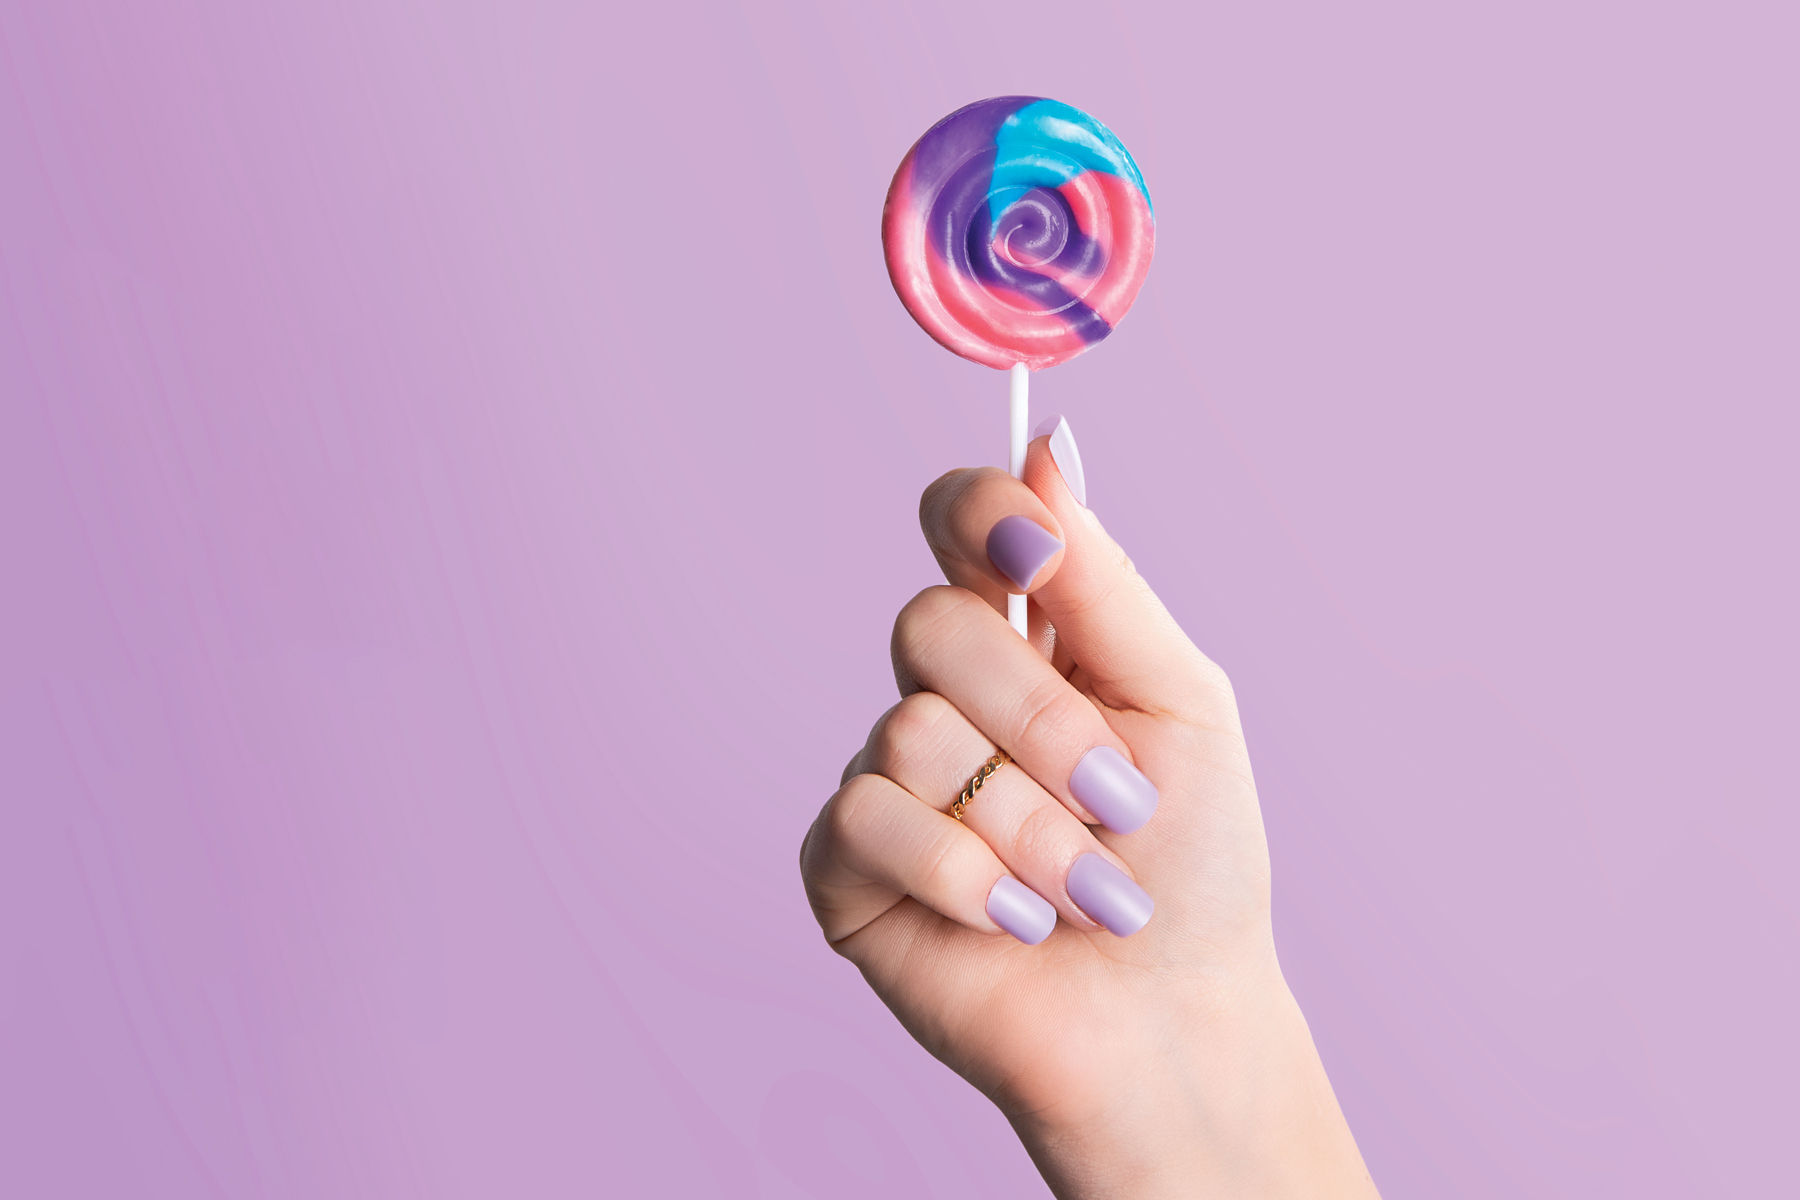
[1009,800,1068,866]
[823,774,885,848]
[872,691,955,772]
[1173,653,1239,731]
[1012,678,1089,751]
[1060,568,1126,629]
[892,585,981,659]
[1203,659,1235,701]
[915,823,970,901]
[1109,538,1138,578]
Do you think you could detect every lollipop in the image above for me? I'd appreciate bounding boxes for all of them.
[882,96,1155,634]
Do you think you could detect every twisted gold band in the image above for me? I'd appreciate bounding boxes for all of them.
[950,750,1011,821]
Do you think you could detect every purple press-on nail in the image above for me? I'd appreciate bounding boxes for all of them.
[1067,853,1154,937]
[987,877,1056,945]
[1032,413,1087,507]
[1069,746,1159,834]
[987,515,1063,592]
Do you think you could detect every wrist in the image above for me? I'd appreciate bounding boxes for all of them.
[1008,964,1377,1200]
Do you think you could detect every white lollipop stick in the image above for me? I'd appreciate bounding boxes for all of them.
[1008,362,1029,638]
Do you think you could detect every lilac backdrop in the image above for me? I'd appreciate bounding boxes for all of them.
[2,2,1794,1196]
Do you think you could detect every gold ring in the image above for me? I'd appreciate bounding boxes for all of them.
[951,750,1011,821]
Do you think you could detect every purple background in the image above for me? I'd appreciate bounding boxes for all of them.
[2,2,1793,1196]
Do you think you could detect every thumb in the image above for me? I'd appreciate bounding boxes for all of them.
[1022,417,1236,730]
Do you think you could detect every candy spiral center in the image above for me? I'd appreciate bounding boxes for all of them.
[995,188,1071,269]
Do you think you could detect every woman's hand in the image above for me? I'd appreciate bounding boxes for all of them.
[800,422,1379,1199]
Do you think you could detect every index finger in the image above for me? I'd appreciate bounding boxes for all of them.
[919,465,1066,622]
[918,419,1237,728]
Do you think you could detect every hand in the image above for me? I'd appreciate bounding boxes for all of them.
[800,423,1379,1199]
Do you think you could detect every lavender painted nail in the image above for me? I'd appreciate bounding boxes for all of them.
[1069,746,1159,834]
[986,877,1057,945]
[987,515,1063,592]
[1032,413,1088,507]
[1067,854,1154,937]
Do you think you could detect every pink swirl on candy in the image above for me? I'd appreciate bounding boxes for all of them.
[883,97,1155,371]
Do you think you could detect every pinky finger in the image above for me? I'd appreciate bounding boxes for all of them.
[801,773,1058,947]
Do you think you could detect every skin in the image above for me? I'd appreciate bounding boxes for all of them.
[800,435,1381,1199]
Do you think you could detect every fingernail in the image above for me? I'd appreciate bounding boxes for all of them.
[1069,747,1159,834]
[986,515,1063,592]
[1066,854,1154,937]
[987,877,1057,945]
[1032,413,1087,507]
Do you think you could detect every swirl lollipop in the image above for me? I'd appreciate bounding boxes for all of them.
[882,96,1155,634]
